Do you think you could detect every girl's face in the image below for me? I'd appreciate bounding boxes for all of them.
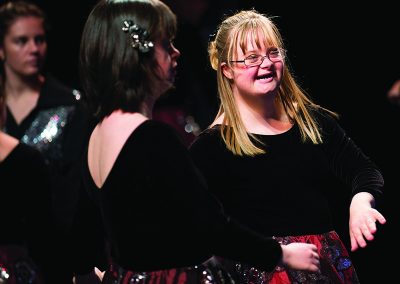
[154,37,180,96]
[223,31,284,100]
[0,16,47,78]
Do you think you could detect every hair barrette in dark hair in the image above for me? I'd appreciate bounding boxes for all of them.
[122,20,154,53]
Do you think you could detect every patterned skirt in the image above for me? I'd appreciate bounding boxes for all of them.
[101,256,235,284]
[222,231,359,284]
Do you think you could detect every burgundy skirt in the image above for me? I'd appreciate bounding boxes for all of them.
[223,231,359,284]
[102,257,235,284]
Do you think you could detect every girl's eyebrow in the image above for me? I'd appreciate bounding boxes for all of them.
[243,48,262,55]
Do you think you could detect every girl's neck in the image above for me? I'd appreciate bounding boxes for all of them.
[5,73,44,99]
[140,96,157,119]
[236,93,292,134]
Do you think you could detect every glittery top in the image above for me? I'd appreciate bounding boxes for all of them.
[4,75,89,172]
[4,75,92,232]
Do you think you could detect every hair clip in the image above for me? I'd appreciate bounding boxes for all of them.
[122,20,154,53]
[208,26,218,43]
[208,32,216,43]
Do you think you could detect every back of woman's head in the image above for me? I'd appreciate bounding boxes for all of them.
[79,0,177,121]
[0,0,47,46]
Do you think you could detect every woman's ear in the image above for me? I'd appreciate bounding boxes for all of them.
[221,62,234,80]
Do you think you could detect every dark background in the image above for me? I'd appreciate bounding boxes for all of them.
[35,0,398,282]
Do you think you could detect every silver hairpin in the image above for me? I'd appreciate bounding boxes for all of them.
[122,20,154,53]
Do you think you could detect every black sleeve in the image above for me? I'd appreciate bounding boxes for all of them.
[52,101,94,231]
[319,112,384,203]
[149,122,282,271]
[21,145,54,282]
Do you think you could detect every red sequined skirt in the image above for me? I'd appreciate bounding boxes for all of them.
[102,257,235,284]
[222,231,359,284]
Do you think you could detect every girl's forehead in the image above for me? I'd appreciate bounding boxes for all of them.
[8,17,45,34]
[235,30,272,52]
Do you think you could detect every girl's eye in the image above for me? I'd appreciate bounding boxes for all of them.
[14,37,28,45]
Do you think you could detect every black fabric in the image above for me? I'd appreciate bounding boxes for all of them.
[5,75,91,177]
[5,75,78,139]
[4,75,92,227]
[189,109,384,237]
[0,143,52,281]
[4,74,93,283]
[74,120,282,274]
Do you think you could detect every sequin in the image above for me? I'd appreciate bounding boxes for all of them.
[221,231,360,284]
[20,106,75,163]
[103,258,236,284]
[337,257,352,271]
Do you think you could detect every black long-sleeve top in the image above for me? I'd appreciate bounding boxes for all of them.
[74,120,282,274]
[4,75,93,230]
[0,143,52,275]
[189,110,384,237]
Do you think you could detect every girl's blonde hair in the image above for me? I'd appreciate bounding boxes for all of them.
[209,10,335,156]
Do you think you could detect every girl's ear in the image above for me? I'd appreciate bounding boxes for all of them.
[221,62,234,80]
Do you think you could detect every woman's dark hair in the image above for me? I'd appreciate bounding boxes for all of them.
[79,0,177,121]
